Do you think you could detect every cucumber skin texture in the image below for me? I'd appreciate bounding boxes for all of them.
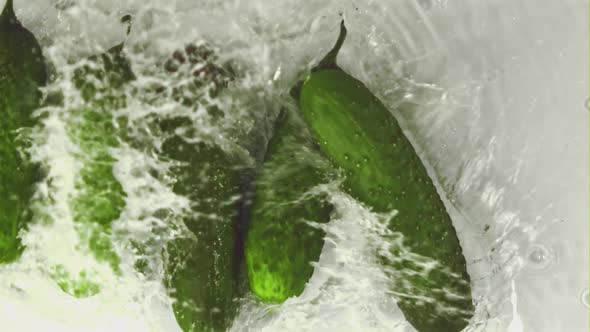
[245,110,334,303]
[67,45,134,274]
[0,1,46,263]
[154,45,248,332]
[161,128,245,332]
[300,70,473,332]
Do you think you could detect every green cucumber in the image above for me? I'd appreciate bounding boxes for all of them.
[162,133,245,332]
[0,0,47,263]
[64,21,135,283]
[245,108,335,303]
[296,22,473,332]
[157,45,247,332]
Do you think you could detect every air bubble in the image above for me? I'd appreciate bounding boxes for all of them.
[525,244,555,271]
[528,249,545,264]
[581,288,589,309]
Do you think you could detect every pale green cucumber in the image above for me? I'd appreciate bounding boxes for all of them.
[60,26,135,293]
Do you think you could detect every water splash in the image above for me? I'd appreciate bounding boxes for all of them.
[1,0,586,331]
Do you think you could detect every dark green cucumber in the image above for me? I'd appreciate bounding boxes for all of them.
[162,133,245,332]
[0,0,47,263]
[156,45,247,332]
[296,22,473,332]
[245,108,335,303]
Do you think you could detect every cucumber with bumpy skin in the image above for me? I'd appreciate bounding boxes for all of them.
[53,20,135,295]
[66,26,135,278]
[245,108,335,303]
[0,0,46,263]
[67,40,134,274]
[162,133,245,332]
[156,45,248,332]
[296,22,473,332]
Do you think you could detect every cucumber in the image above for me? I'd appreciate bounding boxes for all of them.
[56,20,135,294]
[0,0,47,263]
[296,22,474,332]
[162,132,245,332]
[156,45,248,332]
[245,108,335,303]
[67,41,134,274]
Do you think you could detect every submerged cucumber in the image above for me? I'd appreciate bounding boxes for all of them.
[62,21,135,288]
[0,0,46,263]
[296,22,473,332]
[162,133,245,332]
[157,45,247,332]
[245,108,335,303]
